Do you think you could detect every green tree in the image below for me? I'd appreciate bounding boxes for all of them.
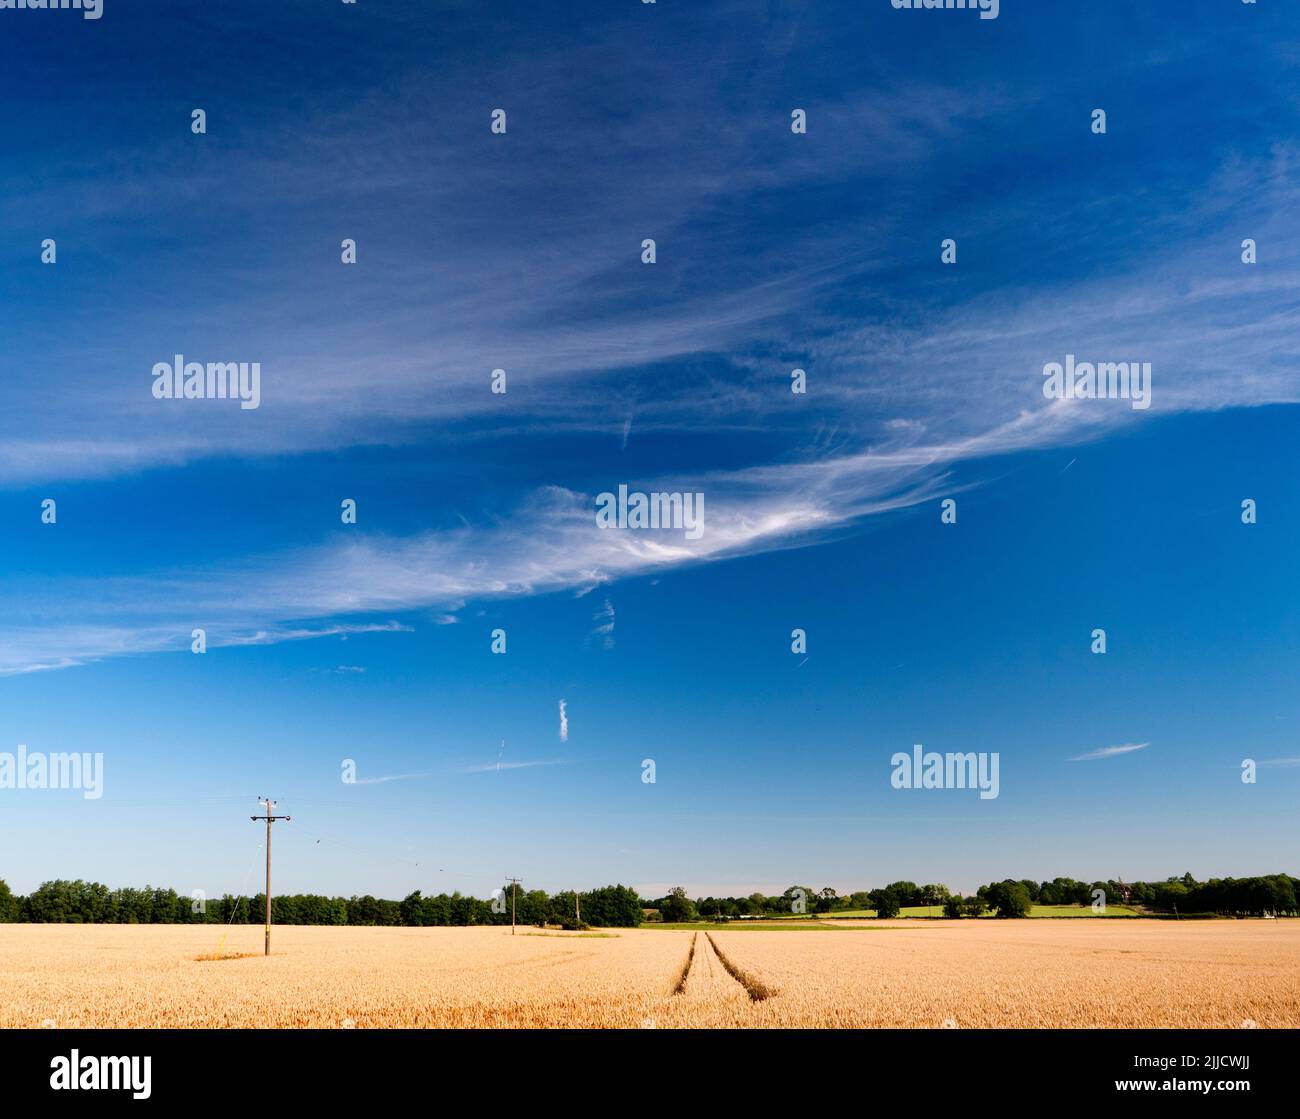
[583,885,643,927]
[885,880,921,907]
[400,890,426,926]
[869,888,900,918]
[421,893,452,926]
[1154,880,1189,912]
[659,886,696,923]
[783,885,814,914]
[989,881,1032,918]
[519,889,551,927]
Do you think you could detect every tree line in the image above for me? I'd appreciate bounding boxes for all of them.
[3,872,1294,926]
[647,872,1300,920]
[0,878,642,928]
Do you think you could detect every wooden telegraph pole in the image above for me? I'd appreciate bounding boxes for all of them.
[505,877,522,934]
[250,798,291,956]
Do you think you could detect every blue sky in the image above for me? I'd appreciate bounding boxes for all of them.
[1,1,1297,899]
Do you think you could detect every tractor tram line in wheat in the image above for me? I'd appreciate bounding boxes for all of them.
[669,931,773,1005]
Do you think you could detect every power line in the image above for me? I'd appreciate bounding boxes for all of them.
[301,833,512,886]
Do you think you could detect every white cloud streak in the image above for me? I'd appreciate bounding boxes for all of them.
[1067,742,1151,762]
[590,600,616,650]
[457,759,570,774]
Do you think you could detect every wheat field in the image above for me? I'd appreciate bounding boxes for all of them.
[2,920,1296,1028]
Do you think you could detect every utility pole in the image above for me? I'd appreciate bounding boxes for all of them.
[575,889,581,925]
[505,877,522,934]
[249,798,291,956]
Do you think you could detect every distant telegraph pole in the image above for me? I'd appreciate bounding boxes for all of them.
[505,877,522,934]
[249,798,291,956]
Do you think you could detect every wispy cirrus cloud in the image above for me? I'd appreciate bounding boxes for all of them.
[3,11,1299,682]
[352,771,437,786]
[589,599,616,650]
[0,621,413,678]
[1067,742,1151,762]
[456,759,570,775]
[0,356,1281,678]
[351,758,571,783]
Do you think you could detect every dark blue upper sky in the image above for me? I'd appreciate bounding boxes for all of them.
[1,0,1297,897]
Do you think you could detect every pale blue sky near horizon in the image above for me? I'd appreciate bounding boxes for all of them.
[0,1,1297,899]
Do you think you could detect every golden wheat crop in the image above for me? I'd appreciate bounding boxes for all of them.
[1,919,1295,1028]
[708,920,1300,1028]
